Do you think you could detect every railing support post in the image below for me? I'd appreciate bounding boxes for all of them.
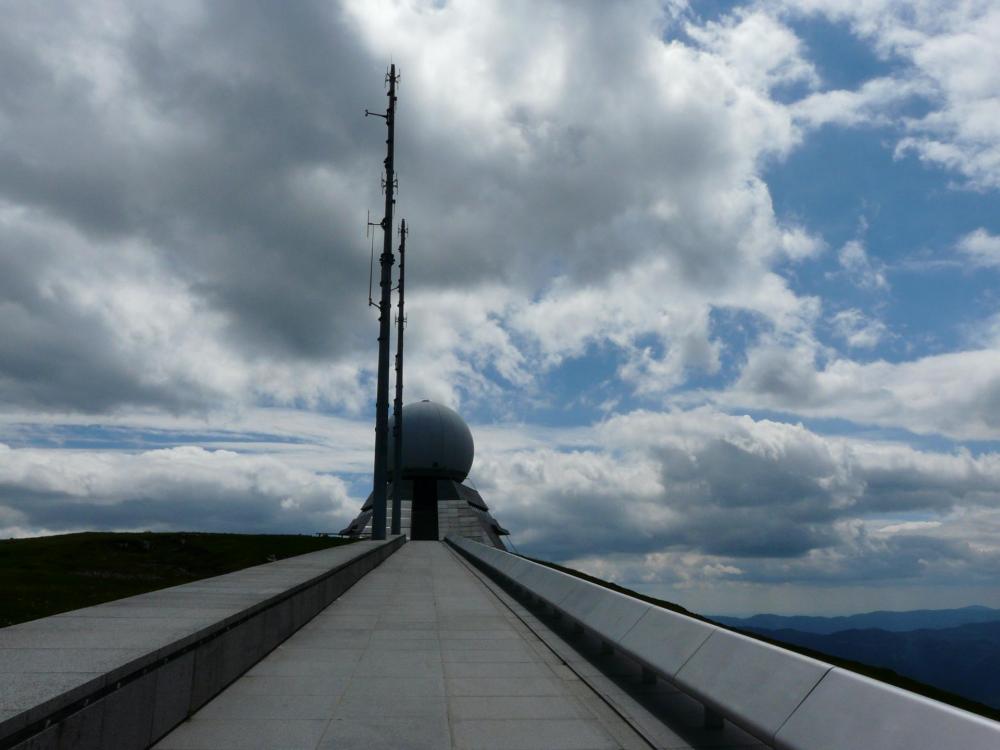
[703,706,724,730]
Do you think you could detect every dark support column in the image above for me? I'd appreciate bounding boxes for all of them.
[367,65,399,541]
[410,477,438,540]
[390,221,406,535]
[703,706,724,730]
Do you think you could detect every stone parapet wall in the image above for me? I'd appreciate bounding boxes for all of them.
[0,536,405,750]
[447,535,1000,750]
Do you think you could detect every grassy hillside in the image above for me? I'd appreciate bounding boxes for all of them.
[0,531,354,627]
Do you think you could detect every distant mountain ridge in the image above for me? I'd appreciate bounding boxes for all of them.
[743,621,1000,709]
[709,607,1000,709]
[711,605,1000,634]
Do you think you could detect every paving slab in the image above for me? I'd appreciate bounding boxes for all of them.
[446,676,567,697]
[155,718,328,750]
[155,542,639,750]
[450,695,592,720]
[443,660,552,678]
[317,715,451,750]
[451,718,619,750]
[221,674,351,698]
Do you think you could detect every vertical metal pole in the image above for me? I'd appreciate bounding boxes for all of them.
[391,220,406,535]
[370,65,398,540]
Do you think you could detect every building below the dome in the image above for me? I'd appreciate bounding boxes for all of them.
[339,477,509,548]
[342,399,509,548]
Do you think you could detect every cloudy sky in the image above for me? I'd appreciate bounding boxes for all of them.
[2,0,999,615]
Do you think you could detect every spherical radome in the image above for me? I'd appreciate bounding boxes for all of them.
[388,400,474,481]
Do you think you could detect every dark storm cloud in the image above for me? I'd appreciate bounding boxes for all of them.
[0,0,816,415]
[5,491,294,535]
[0,225,214,412]
[678,513,833,558]
[498,440,842,562]
[0,444,355,535]
[0,0,391,413]
[114,0,386,359]
[480,411,1000,585]
[738,533,1000,588]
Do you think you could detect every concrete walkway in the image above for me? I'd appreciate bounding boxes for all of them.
[154,541,650,750]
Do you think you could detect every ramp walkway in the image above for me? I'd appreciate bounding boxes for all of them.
[154,541,759,750]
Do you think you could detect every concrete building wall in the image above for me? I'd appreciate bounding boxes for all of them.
[354,480,507,549]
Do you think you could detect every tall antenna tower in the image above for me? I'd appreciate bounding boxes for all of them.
[391,220,407,535]
[364,64,399,540]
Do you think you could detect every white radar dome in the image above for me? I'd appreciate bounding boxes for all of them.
[388,400,474,481]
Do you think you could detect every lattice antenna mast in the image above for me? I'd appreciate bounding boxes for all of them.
[391,220,407,535]
[364,64,399,540]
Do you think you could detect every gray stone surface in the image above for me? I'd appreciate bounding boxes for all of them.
[150,651,195,742]
[457,535,996,750]
[673,629,830,742]
[618,607,716,676]
[458,541,769,750]
[98,671,156,749]
[451,718,618,750]
[154,719,329,749]
[558,583,650,643]
[774,668,1000,750]
[449,696,591,720]
[446,676,567,696]
[11,700,104,750]
[318,715,451,750]
[0,648,148,677]
[509,563,575,608]
[0,671,105,729]
[2,537,402,749]
[26,533,993,749]
[0,619,199,653]
[155,542,632,750]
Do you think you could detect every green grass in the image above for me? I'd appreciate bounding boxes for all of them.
[529,556,1000,723]
[0,531,354,627]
